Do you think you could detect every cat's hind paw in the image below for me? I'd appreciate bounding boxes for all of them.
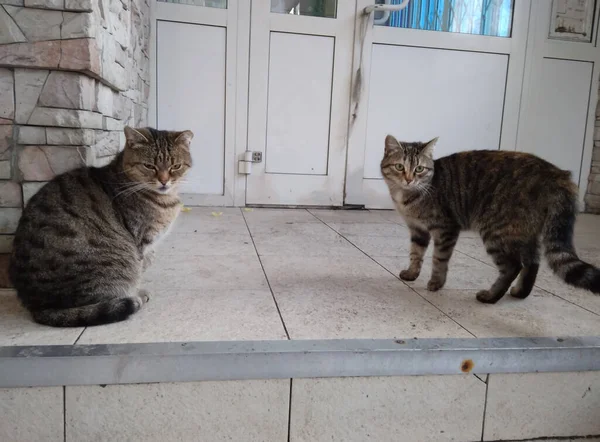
[476,290,501,304]
[426,279,445,291]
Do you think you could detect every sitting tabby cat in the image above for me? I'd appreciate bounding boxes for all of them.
[10,127,193,327]
[381,134,600,304]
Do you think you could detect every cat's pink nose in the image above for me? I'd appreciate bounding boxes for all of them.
[157,171,169,185]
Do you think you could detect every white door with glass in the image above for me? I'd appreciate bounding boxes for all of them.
[346,0,531,208]
[244,0,355,206]
[151,0,600,208]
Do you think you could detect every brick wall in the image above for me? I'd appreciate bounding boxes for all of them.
[0,0,151,286]
[584,99,600,213]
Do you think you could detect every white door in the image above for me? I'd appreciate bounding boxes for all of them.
[150,0,242,206]
[517,0,600,203]
[345,0,531,208]
[245,0,355,206]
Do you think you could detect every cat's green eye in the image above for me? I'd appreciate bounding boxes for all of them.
[415,165,425,173]
[394,164,404,172]
[171,164,182,171]
[143,163,155,170]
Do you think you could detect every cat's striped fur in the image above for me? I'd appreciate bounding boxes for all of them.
[10,127,193,327]
[381,135,600,304]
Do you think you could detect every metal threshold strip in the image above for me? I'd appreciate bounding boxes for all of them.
[1,336,599,388]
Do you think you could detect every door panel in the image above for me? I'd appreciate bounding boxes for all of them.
[363,45,508,180]
[265,32,335,176]
[522,58,592,182]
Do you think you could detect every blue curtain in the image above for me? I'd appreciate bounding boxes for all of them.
[386,0,513,37]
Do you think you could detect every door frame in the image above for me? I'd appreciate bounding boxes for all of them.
[344,0,533,208]
[148,0,249,207]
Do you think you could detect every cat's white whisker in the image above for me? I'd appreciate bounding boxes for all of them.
[113,183,149,200]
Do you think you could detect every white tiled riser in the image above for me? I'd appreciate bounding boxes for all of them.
[1,372,599,442]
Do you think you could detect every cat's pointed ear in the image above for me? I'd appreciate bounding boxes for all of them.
[173,130,194,150]
[422,137,438,158]
[385,135,402,155]
[124,126,149,146]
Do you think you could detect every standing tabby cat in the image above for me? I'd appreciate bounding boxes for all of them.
[10,127,193,327]
[381,134,600,304]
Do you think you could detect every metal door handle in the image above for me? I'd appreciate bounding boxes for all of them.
[364,0,410,14]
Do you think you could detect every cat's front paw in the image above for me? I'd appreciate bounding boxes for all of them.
[426,279,445,291]
[142,250,156,271]
[399,269,419,281]
[137,289,151,304]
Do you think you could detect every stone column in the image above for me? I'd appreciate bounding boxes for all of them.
[0,0,151,286]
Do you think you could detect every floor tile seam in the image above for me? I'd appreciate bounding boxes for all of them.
[531,286,600,317]
[480,373,490,442]
[287,379,293,442]
[137,288,275,293]
[154,253,259,258]
[453,251,600,316]
[63,386,67,442]
[72,328,87,345]
[306,208,399,225]
[241,208,291,340]
[305,211,478,338]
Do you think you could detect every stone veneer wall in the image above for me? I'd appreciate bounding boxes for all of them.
[0,0,151,286]
[584,97,600,213]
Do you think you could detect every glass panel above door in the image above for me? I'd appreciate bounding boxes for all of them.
[158,0,226,7]
[271,0,337,18]
[374,0,514,37]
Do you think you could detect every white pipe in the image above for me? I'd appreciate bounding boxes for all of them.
[364,0,410,15]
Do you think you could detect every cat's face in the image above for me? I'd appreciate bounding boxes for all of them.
[380,135,437,192]
[122,127,194,195]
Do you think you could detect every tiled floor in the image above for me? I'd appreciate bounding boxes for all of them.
[1,207,599,345]
[1,208,600,441]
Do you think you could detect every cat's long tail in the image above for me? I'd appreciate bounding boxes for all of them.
[30,297,143,327]
[542,192,600,294]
